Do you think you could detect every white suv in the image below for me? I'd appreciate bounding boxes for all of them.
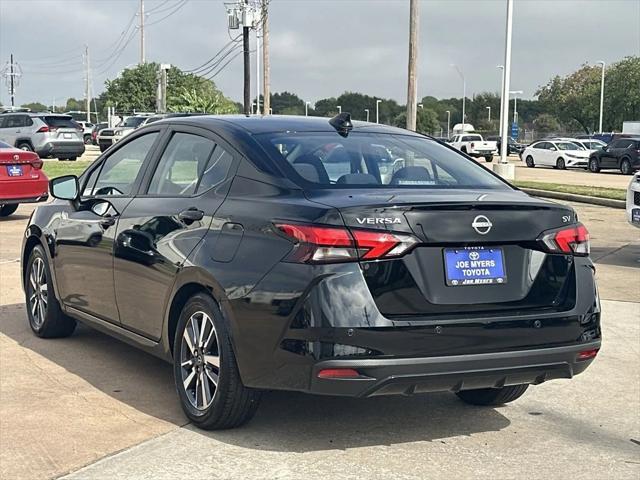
[0,113,85,161]
[627,172,640,228]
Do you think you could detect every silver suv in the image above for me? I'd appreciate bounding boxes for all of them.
[0,113,85,161]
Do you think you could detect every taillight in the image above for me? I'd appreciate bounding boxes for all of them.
[31,158,43,169]
[275,223,419,264]
[539,223,590,256]
[37,126,49,133]
[577,348,599,361]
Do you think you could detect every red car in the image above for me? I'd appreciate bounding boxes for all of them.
[0,141,48,217]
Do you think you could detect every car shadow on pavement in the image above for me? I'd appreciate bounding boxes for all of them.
[0,214,31,222]
[0,303,511,451]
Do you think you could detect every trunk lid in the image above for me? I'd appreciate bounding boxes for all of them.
[306,188,577,318]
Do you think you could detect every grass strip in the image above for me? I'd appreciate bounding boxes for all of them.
[513,180,626,201]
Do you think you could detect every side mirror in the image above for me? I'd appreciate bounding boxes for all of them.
[50,175,79,201]
[601,146,607,151]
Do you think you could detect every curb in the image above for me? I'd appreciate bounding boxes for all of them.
[521,188,626,209]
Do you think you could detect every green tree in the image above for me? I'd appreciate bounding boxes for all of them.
[270,91,305,115]
[169,86,237,114]
[103,63,235,114]
[532,113,561,133]
[536,56,640,133]
[393,108,440,134]
[20,102,48,112]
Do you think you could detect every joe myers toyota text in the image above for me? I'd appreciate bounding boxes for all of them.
[22,114,601,429]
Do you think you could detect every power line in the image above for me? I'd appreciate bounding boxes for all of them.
[185,35,241,74]
[145,0,171,14]
[146,0,189,27]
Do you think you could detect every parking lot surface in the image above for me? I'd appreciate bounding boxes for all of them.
[0,200,638,479]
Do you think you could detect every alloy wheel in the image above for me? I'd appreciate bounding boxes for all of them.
[180,311,220,410]
[28,257,48,328]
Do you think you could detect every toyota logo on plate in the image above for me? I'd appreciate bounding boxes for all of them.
[469,251,480,260]
[471,215,492,235]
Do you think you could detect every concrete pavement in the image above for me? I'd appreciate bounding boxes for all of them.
[0,201,638,479]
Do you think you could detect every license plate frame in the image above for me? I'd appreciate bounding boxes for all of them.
[6,165,23,177]
[632,208,640,224]
[443,247,507,286]
[63,133,72,139]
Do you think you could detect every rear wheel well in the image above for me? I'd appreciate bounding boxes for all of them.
[15,139,34,150]
[22,236,42,286]
[167,282,212,355]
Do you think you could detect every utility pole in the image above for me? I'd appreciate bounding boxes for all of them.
[242,0,251,115]
[262,0,270,115]
[486,106,491,122]
[10,54,15,107]
[157,64,170,113]
[2,54,22,107]
[255,28,260,115]
[597,61,605,133]
[85,45,90,122]
[406,0,419,131]
[139,0,145,64]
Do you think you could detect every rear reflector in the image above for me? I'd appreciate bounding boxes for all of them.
[317,368,360,379]
[275,223,419,264]
[539,223,590,256]
[577,348,599,361]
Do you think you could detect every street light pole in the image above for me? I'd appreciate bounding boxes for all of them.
[510,90,523,124]
[597,61,605,133]
[486,106,491,122]
[499,0,514,166]
[497,65,504,137]
[452,64,465,133]
[365,109,370,122]
[445,110,450,138]
[305,101,310,116]
[376,99,382,124]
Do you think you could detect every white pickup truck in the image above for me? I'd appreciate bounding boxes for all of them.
[450,134,497,162]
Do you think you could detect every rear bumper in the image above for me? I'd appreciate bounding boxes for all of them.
[0,178,49,204]
[36,142,85,158]
[0,193,48,205]
[309,341,600,397]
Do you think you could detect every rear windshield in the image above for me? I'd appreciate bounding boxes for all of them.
[0,141,11,148]
[41,116,80,129]
[257,132,509,190]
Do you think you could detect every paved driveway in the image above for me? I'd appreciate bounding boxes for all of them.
[0,201,638,479]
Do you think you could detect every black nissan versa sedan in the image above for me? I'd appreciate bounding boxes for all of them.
[21,114,601,429]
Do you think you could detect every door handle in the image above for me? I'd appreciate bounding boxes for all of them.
[178,208,204,223]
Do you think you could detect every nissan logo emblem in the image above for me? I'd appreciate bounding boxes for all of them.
[472,215,492,235]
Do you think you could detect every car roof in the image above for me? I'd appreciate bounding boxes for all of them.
[165,114,421,137]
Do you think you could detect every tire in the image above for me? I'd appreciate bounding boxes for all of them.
[16,142,33,152]
[83,135,92,145]
[0,204,19,217]
[589,157,600,173]
[58,158,68,161]
[556,157,566,170]
[68,157,77,162]
[525,155,535,168]
[25,245,76,338]
[173,293,261,430]
[620,159,632,175]
[484,155,493,163]
[456,384,529,406]
[99,145,108,153]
